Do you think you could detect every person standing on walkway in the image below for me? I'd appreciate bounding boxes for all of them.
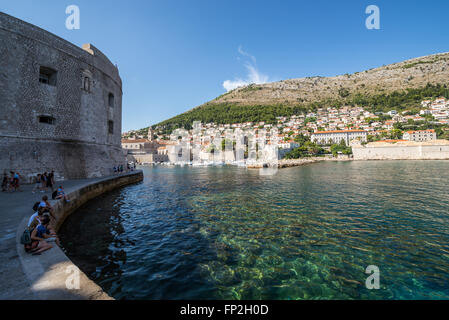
[7,172,14,192]
[47,171,54,192]
[32,174,41,193]
[1,173,8,192]
[12,171,22,192]
[40,172,47,192]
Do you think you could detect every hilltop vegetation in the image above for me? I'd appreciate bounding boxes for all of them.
[148,52,449,132]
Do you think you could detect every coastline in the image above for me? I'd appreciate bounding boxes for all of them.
[275,156,449,168]
[246,158,322,169]
[149,154,449,172]
[277,156,355,168]
[1,171,143,300]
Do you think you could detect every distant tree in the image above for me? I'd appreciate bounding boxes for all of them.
[330,139,352,157]
[284,141,325,159]
[389,129,403,140]
[294,134,310,145]
[338,88,350,98]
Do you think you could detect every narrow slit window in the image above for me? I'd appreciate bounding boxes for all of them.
[83,77,91,92]
[108,120,114,134]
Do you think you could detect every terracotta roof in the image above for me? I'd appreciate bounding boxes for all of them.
[380,140,408,143]
[313,130,367,134]
[157,140,177,145]
[121,139,148,143]
[405,129,435,134]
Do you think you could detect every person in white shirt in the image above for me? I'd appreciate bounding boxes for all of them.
[27,207,46,230]
[27,211,39,227]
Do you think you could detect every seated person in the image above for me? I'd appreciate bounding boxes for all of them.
[30,217,59,255]
[28,207,46,231]
[55,186,70,202]
[38,195,54,218]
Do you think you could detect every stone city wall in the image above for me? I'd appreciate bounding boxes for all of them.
[126,153,169,164]
[353,141,449,160]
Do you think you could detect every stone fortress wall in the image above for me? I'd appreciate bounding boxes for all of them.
[0,12,126,181]
[352,140,449,160]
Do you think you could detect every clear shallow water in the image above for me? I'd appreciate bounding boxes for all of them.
[59,161,449,300]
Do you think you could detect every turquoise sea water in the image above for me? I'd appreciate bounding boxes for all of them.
[60,161,449,300]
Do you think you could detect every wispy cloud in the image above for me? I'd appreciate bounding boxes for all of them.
[223,46,269,92]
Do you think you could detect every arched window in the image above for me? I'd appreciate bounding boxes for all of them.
[81,69,93,92]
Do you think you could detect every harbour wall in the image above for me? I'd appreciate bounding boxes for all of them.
[15,171,143,300]
[353,142,449,160]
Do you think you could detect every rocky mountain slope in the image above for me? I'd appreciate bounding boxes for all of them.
[211,52,449,106]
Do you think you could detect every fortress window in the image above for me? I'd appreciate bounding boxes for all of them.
[108,93,115,108]
[39,66,57,86]
[83,77,91,92]
[38,116,55,125]
[108,120,114,134]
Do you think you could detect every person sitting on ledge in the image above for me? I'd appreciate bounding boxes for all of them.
[38,195,55,218]
[55,186,70,202]
[28,207,46,231]
[30,217,58,255]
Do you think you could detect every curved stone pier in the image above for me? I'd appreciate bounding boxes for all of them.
[0,171,143,300]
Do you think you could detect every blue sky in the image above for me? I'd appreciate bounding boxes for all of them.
[2,0,449,132]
